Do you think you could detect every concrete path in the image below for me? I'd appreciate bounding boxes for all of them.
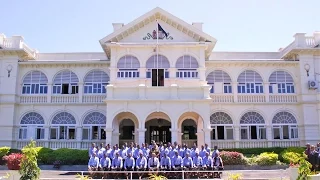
[0,169,290,180]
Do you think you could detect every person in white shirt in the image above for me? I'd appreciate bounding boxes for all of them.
[99,153,111,171]
[88,143,97,158]
[148,152,159,171]
[88,153,99,171]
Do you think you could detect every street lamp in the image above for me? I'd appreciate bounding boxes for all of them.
[304,63,310,77]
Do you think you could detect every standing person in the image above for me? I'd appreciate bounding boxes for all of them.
[89,143,97,158]
[305,143,311,156]
[211,146,220,158]
[308,145,319,171]
[213,153,224,179]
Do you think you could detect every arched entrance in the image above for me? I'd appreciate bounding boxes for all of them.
[181,119,197,147]
[145,112,171,144]
[112,112,139,146]
[177,112,204,148]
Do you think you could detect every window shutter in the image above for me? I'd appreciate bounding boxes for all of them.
[237,70,263,83]
[146,55,170,68]
[206,70,232,84]
[176,55,198,68]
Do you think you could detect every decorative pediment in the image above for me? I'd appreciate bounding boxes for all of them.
[99,7,217,59]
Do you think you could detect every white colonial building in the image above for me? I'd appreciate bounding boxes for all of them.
[0,7,319,150]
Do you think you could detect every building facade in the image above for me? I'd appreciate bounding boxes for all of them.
[0,7,320,149]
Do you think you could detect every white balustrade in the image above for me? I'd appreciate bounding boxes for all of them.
[306,36,316,47]
[81,140,105,149]
[49,141,78,149]
[16,140,47,149]
[20,95,47,103]
[83,94,107,103]
[210,94,234,103]
[237,94,266,103]
[269,94,298,103]
[212,141,236,149]
[239,140,268,148]
[272,140,300,147]
[3,38,14,48]
[51,95,79,103]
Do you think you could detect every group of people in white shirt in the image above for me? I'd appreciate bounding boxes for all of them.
[88,140,224,179]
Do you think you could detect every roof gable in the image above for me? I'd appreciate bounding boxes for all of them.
[99,7,217,59]
[100,7,217,43]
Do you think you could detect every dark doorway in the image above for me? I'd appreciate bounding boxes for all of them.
[151,69,164,86]
[149,126,171,143]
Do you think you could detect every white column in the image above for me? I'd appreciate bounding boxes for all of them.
[136,128,146,146]
[47,83,52,103]
[203,128,212,148]
[76,126,82,149]
[234,125,240,148]
[44,125,50,148]
[169,68,176,79]
[198,67,206,81]
[105,128,113,145]
[232,82,238,102]
[170,128,179,144]
[266,125,272,147]
[264,82,270,102]
[78,82,83,103]
[196,130,204,149]
[109,68,117,82]
[140,68,146,78]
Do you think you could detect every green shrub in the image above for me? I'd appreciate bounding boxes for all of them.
[220,151,247,165]
[221,147,286,156]
[36,147,54,164]
[255,152,278,166]
[0,147,10,158]
[282,151,302,164]
[52,148,88,165]
[284,147,305,154]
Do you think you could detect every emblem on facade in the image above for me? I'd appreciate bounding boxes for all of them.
[143,30,173,40]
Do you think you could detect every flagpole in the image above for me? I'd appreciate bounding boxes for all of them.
[156,19,159,87]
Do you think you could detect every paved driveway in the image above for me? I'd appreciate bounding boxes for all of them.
[0,169,289,180]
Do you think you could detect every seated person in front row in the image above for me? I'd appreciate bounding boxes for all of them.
[136,152,148,171]
[160,153,171,170]
[193,152,203,169]
[171,151,183,170]
[183,153,193,169]
[124,152,135,171]
[99,153,111,171]
[88,153,99,171]
[148,152,160,171]
[202,152,213,170]
[111,152,123,171]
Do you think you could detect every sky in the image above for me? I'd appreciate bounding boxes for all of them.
[1,0,320,53]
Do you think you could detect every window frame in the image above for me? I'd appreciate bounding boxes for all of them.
[240,125,266,140]
[82,126,106,140]
[50,126,76,140]
[272,125,298,140]
[211,125,234,140]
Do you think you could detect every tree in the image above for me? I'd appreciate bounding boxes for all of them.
[19,140,40,180]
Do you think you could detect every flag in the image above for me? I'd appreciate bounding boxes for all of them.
[157,23,168,38]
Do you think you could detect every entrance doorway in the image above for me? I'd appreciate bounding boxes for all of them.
[150,126,171,143]
[151,69,164,86]
[145,118,171,144]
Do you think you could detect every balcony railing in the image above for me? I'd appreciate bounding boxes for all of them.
[211,140,300,149]
[16,140,105,150]
[18,93,299,104]
[83,94,106,103]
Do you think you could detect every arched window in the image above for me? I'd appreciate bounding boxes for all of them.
[210,112,233,140]
[269,71,294,93]
[53,70,79,94]
[146,55,170,86]
[22,71,48,94]
[84,70,109,94]
[82,112,106,140]
[206,70,232,93]
[117,55,140,78]
[19,112,45,140]
[237,70,263,93]
[240,112,266,140]
[50,112,76,140]
[176,55,199,78]
[272,111,298,140]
